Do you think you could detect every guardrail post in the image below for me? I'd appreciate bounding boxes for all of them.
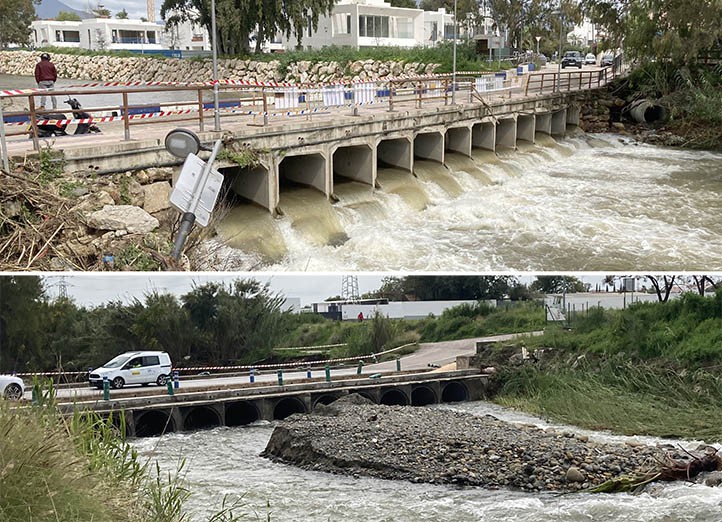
[306,368,312,379]
[357,360,363,375]
[122,92,130,141]
[166,377,174,396]
[277,369,283,386]
[262,87,269,126]
[103,375,110,401]
[444,79,449,105]
[173,370,179,389]
[249,367,255,383]
[32,384,38,404]
[197,88,205,132]
[324,365,331,382]
[396,357,401,372]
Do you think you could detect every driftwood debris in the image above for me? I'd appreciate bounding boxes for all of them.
[590,445,722,493]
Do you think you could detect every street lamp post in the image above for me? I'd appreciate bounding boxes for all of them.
[211,0,220,131]
[535,35,541,56]
[556,9,564,93]
[451,0,458,104]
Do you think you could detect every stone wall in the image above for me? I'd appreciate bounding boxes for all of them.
[0,50,440,85]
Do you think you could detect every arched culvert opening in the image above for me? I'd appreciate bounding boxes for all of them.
[135,410,175,437]
[441,381,468,403]
[333,145,373,186]
[358,392,377,404]
[414,132,444,163]
[312,394,341,410]
[279,153,326,195]
[628,100,667,124]
[226,401,260,426]
[183,406,222,431]
[380,388,409,406]
[221,163,272,212]
[411,386,437,406]
[378,138,411,170]
[273,397,307,420]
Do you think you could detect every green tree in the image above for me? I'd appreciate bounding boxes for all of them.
[583,0,722,64]
[0,0,35,49]
[530,276,587,294]
[0,276,47,372]
[57,10,82,21]
[116,8,128,18]
[162,0,335,54]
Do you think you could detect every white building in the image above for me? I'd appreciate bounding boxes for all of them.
[312,299,496,321]
[282,0,425,50]
[422,8,456,47]
[31,18,209,52]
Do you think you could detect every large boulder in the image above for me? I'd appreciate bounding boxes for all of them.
[87,205,159,234]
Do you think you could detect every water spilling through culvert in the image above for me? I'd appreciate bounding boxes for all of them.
[210,133,722,271]
[132,400,722,522]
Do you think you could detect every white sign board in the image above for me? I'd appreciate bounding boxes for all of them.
[169,152,224,227]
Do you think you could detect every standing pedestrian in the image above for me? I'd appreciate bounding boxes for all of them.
[34,53,58,110]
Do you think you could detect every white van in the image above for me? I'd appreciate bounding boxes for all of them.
[89,351,172,389]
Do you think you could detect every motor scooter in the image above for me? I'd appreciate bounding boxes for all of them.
[64,98,101,134]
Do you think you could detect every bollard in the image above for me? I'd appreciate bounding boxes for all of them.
[306,368,312,379]
[369,373,382,379]
[277,369,283,386]
[396,357,401,372]
[103,376,110,401]
[357,360,364,375]
[166,377,174,396]
[32,384,38,404]
[250,368,255,383]
[325,366,331,382]
[173,370,179,389]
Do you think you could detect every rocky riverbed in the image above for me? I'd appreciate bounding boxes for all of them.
[262,396,669,493]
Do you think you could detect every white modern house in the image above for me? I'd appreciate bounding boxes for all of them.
[282,0,426,50]
[30,18,210,52]
[422,8,456,46]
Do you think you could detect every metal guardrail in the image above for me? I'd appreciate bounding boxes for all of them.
[0,63,624,169]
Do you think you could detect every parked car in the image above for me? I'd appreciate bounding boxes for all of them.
[88,351,172,389]
[1,374,25,400]
[584,53,597,65]
[561,51,583,69]
[601,54,615,67]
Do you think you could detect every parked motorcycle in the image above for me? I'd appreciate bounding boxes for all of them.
[31,98,101,138]
[65,98,101,135]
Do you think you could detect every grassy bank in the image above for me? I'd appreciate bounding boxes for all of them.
[488,290,722,442]
[0,389,248,522]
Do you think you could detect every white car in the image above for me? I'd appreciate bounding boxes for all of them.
[0,374,25,400]
[584,53,597,65]
[88,351,172,389]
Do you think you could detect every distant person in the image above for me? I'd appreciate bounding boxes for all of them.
[34,53,58,110]
[358,312,364,322]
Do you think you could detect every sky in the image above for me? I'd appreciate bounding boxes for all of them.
[64,0,160,21]
[42,273,389,307]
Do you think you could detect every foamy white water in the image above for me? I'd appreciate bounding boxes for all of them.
[134,400,722,522]
[213,133,722,271]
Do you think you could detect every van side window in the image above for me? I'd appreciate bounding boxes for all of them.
[142,356,160,366]
[128,358,143,368]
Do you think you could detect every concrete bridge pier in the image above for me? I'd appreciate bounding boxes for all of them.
[414,131,445,163]
[445,126,472,157]
[472,120,496,152]
[516,114,536,144]
[495,117,517,150]
[551,110,567,136]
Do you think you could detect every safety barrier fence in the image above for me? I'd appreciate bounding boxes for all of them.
[14,342,418,382]
[0,63,624,170]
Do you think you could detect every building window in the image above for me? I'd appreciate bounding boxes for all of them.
[444,23,456,39]
[62,30,80,42]
[55,30,62,42]
[333,13,351,35]
[359,15,389,38]
[396,17,413,38]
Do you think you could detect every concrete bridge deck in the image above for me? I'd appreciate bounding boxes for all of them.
[56,368,489,437]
